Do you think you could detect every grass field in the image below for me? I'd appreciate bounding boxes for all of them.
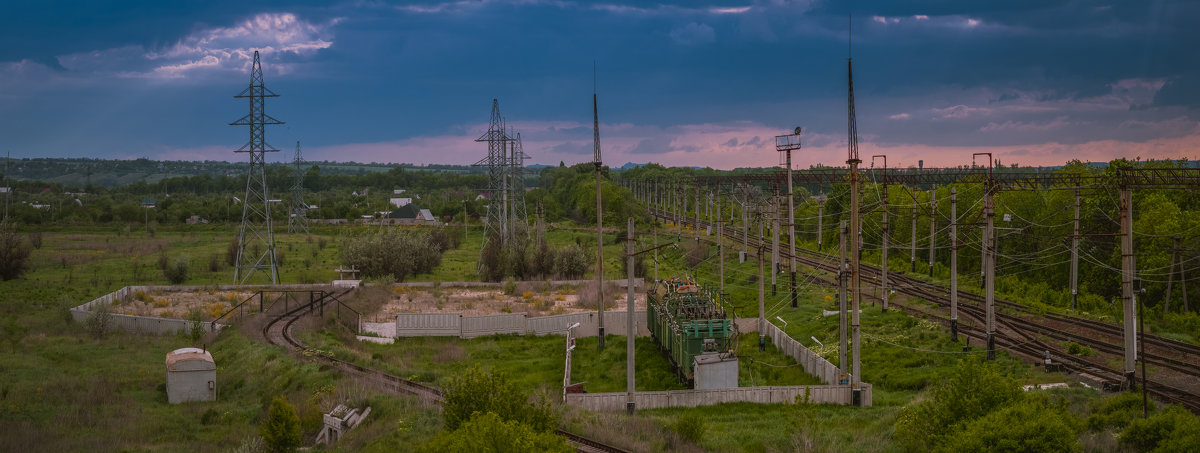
[0,221,1147,451]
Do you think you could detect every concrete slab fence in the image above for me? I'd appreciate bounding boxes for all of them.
[565,384,872,411]
[395,311,652,339]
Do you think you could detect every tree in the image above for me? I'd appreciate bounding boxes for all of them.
[340,228,450,281]
[261,396,302,453]
[0,221,31,280]
[441,364,554,433]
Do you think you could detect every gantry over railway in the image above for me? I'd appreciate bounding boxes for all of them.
[623,164,1200,391]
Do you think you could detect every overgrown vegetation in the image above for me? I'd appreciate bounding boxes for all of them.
[340,228,459,281]
[0,221,31,280]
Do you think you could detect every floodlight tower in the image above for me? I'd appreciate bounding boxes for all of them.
[288,141,309,234]
[593,68,607,350]
[230,50,282,284]
[775,128,803,308]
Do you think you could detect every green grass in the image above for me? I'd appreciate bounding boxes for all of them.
[0,220,1133,452]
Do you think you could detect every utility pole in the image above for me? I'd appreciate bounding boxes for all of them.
[816,194,825,251]
[839,220,848,376]
[626,217,636,414]
[772,190,780,297]
[977,154,996,360]
[758,240,766,352]
[1165,237,1179,314]
[1119,179,1137,389]
[695,183,700,240]
[742,188,749,258]
[928,189,937,277]
[718,196,724,295]
[951,188,959,341]
[910,196,918,273]
[653,223,658,282]
[873,153,892,313]
[1071,189,1081,310]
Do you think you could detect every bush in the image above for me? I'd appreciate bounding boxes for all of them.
[226,238,240,267]
[893,357,1024,450]
[441,364,554,432]
[0,221,31,280]
[1088,392,1151,431]
[1120,405,1200,452]
[1066,342,1094,357]
[938,396,1081,453]
[28,230,42,249]
[85,303,113,339]
[260,396,301,453]
[187,308,205,343]
[163,256,189,284]
[417,412,571,453]
[552,244,590,279]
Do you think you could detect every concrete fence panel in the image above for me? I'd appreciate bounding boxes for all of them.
[528,313,594,336]
[395,313,461,337]
[460,313,528,338]
[565,384,872,411]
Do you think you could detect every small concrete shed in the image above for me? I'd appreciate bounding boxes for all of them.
[166,347,216,404]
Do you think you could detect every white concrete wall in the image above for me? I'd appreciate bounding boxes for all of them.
[565,384,873,411]
[395,310,651,339]
[461,313,528,338]
[394,313,461,337]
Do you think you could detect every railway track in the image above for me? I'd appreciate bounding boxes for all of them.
[656,209,1200,412]
[260,288,629,453]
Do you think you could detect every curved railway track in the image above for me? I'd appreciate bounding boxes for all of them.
[260,289,629,453]
[656,209,1200,412]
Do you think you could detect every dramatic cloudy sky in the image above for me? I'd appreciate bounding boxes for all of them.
[1,0,1197,169]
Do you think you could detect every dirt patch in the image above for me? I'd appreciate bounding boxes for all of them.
[107,288,252,321]
[368,285,648,320]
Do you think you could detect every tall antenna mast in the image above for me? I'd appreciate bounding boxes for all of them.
[230,50,283,284]
[846,14,863,407]
[3,151,9,222]
[593,61,607,349]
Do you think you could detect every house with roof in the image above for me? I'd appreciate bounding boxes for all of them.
[383,204,438,225]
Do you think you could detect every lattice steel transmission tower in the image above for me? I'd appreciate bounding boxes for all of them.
[473,99,530,273]
[230,50,282,284]
[510,131,530,228]
[475,99,511,249]
[288,141,310,234]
